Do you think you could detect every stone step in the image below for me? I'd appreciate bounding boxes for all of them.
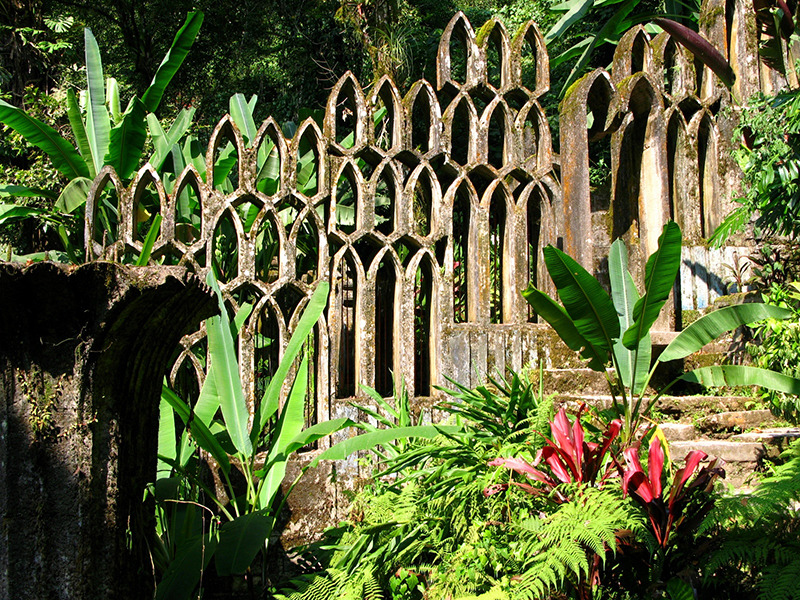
[554,393,758,417]
[698,410,777,433]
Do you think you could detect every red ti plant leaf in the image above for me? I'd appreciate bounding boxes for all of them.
[622,438,725,548]
[654,18,736,89]
[487,407,622,502]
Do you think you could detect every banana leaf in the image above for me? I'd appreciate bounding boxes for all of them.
[252,281,330,443]
[230,93,258,146]
[522,284,607,370]
[142,11,204,113]
[0,99,89,180]
[609,239,650,393]
[105,97,147,180]
[204,272,253,458]
[622,221,681,349]
[84,28,110,176]
[659,303,793,362]
[0,184,57,200]
[680,365,800,394]
[543,245,620,352]
[54,177,92,213]
[155,530,218,600]
[66,89,94,178]
[214,510,272,576]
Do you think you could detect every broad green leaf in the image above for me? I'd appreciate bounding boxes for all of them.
[54,177,92,213]
[157,397,177,479]
[184,135,206,179]
[194,365,220,425]
[256,352,310,509]
[230,93,258,146]
[205,272,253,458]
[680,365,800,395]
[285,417,354,456]
[106,77,121,123]
[155,531,217,600]
[161,384,231,475]
[622,221,681,349]
[84,28,110,176]
[0,99,89,179]
[104,96,147,180]
[521,284,606,370]
[660,303,793,362]
[0,184,56,200]
[135,213,162,266]
[213,142,238,188]
[558,0,638,95]
[252,282,330,443]
[215,510,272,576]
[233,302,253,336]
[307,425,460,469]
[65,89,94,178]
[545,0,596,43]
[149,109,196,173]
[609,239,650,393]
[0,203,48,224]
[543,245,619,352]
[141,11,204,113]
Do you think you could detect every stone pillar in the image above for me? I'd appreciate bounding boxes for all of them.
[0,262,215,600]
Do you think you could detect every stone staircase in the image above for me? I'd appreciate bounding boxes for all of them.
[542,366,800,487]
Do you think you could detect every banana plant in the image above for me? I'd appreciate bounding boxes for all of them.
[0,11,203,260]
[523,221,800,441]
[154,273,449,598]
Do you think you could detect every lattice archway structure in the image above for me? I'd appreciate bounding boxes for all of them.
[85,6,759,433]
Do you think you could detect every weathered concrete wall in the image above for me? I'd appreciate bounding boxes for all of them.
[0,263,215,599]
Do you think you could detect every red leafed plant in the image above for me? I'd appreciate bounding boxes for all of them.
[486,407,622,502]
[622,436,725,548]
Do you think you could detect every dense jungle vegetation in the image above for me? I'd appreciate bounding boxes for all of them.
[5,0,800,599]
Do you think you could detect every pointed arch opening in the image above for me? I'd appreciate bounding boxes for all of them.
[452,183,472,323]
[414,255,435,396]
[375,166,397,235]
[487,103,509,169]
[212,210,240,283]
[411,88,434,153]
[527,186,543,322]
[489,190,507,324]
[374,255,397,396]
[336,253,358,398]
[450,98,472,165]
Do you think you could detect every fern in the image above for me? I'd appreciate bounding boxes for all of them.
[504,486,643,600]
[702,443,800,599]
[273,568,386,600]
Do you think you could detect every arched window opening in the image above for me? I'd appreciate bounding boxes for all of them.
[411,92,432,153]
[488,106,507,169]
[296,128,319,196]
[486,31,503,88]
[414,257,433,396]
[374,258,396,396]
[452,188,471,323]
[451,100,471,165]
[335,79,358,147]
[254,306,280,401]
[413,171,433,237]
[449,31,468,84]
[336,169,358,235]
[337,255,358,397]
[489,194,506,324]
[212,210,239,283]
[375,168,396,235]
[527,189,542,322]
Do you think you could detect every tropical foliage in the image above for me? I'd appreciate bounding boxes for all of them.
[522,221,798,441]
